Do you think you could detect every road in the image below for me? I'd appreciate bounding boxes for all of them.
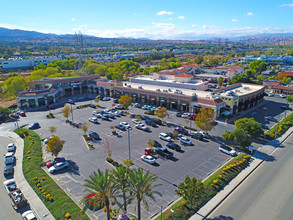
[208,133,293,220]
[0,136,24,220]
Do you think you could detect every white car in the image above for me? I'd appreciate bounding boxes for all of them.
[89,117,99,124]
[132,119,142,124]
[5,152,14,165]
[48,161,69,173]
[180,137,192,145]
[141,155,156,164]
[92,111,98,116]
[268,93,274,97]
[44,136,53,144]
[120,122,131,129]
[159,133,172,142]
[3,179,17,193]
[280,94,287,98]
[219,145,237,156]
[7,143,16,152]
[181,113,190,118]
[136,124,150,131]
[22,210,37,220]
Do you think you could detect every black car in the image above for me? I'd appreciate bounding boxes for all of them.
[145,120,157,127]
[89,131,100,140]
[3,165,14,175]
[152,118,162,125]
[113,98,119,103]
[129,114,136,118]
[166,142,181,151]
[155,147,173,159]
[190,132,203,140]
[141,115,151,121]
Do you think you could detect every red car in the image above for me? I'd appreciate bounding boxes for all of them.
[174,127,188,135]
[46,157,66,168]
[18,111,26,117]
[190,114,197,120]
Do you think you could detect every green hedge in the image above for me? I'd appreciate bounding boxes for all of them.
[15,128,89,220]
[265,112,293,139]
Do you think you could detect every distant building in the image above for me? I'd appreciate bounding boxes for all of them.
[239,55,293,65]
[0,56,57,69]
[278,71,293,79]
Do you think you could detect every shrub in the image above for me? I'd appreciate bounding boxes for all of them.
[106,157,113,163]
[33,177,38,180]
[112,161,119,167]
[167,209,187,220]
[41,177,46,181]
[112,130,117,135]
[37,183,41,187]
[27,156,31,160]
[64,213,71,218]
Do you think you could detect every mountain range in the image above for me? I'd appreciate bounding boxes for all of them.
[0,27,293,45]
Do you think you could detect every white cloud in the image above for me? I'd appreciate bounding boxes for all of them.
[152,22,176,30]
[192,24,197,28]
[246,12,254,16]
[178,16,185,19]
[71,18,75,21]
[169,18,173,20]
[202,24,216,29]
[280,4,293,7]
[157,11,174,16]
[232,19,239,22]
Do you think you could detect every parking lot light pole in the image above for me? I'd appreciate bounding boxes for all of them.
[128,127,131,160]
[70,103,74,123]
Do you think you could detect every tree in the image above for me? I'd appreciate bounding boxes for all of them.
[102,138,112,158]
[46,135,63,157]
[4,76,28,97]
[256,75,265,84]
[155,107,168,121]
[111,166,130,212]
[127,168,162,220]
[230,73,250,84]
[83,169,117,220]
[286,94,293,104]
[81,122,89,135]
[0,106,12,119]
[49,126,56,135]
[249,60,267,74]
[218,77,223,88]
[94,98,100,106]
[118,94,132,109]
[175,175,204,210]
[234,118,263,138]
[194,107,215,134]
[62,104,71,120]
[222,129,252,150]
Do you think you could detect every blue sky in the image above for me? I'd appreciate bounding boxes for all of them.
[1,0,293,40]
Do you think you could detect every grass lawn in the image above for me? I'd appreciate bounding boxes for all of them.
[155,152,248,220]
[265,112,293,139]
[15,128,89,220]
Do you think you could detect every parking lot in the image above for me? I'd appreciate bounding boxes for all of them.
[1,94,290,219]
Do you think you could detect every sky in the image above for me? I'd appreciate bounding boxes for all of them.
[1,0,293,40]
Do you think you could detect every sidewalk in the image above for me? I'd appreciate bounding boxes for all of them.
[189,126,293,220]
[0,131,54,220]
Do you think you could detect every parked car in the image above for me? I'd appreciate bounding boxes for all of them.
[129,114,136,118]
[10,113,19,119]
[181,113,190,118]
[113,98,119,103]
[180,137,192,145]
[18,111,26,117]
[7,143,16,152]
[134,103,142,108]
[22,210,37,220]
[3,179,17,193]
[89,117,99,124]
[145,110,155,115]
[174,127,188,135]
[132,119,142,124]
[145,120,157,127]
[142,105,148,110]
[115,124,127,131]
[141,115,151,121]
[176,112,183,117]
[136,124,150,131]
[48,161,70,173]
[268,93,274,97]
[189,114,197,120]
[96,95,104,99]
[219,144,237,156]
[166,142,181,151]
[280,94,287,98]
[107,112,116,119]
[115,105,124,110]
[67,99,74,104]
[159,133,172,142]
[28,122,40,129]
[44,136,53,144]
[189,132,203,140]
[3,165,14,176]
[89,104,96,109]
[5,152,14,165]
[89,131,100,140]
[120,122,131,129]
[46,157,66,168]
[141,155,156,164]
[155,146,173,159]
[100,114,109,120]
[102,97,111,101]
[264,116,278,122]
[152,118,162,125]
[198,131,208,138]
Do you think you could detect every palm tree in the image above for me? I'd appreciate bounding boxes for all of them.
[111,166,130,212]
[83,169,116,220]
[128,168,162,220]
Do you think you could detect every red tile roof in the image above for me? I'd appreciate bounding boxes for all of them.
[195,97,224,106]
[230,66,243,69]
[278,71,293,77]
[181,64,201,68]
[174,73,193,78]
[157,71,177,75]
[272,85,293,91]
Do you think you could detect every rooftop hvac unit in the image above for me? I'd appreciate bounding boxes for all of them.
[138,86,143,89]
[244,86,249,90]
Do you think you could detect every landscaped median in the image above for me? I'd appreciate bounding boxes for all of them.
[15,128,89,220]
[155,153,250,220]
[265,112,293,139]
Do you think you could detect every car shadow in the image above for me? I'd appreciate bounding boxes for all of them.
[177,149,185,153]
[165,122,178,128]
[67,160,80,175]
[152,162,160,167]
[169,157,178,162]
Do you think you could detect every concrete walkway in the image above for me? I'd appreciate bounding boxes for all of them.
[0,131,54,220]
[189,127,293,220]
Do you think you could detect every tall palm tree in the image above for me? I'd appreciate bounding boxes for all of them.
[83,169,116,220]
[128,168,162,220]
[111,166,130,212]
